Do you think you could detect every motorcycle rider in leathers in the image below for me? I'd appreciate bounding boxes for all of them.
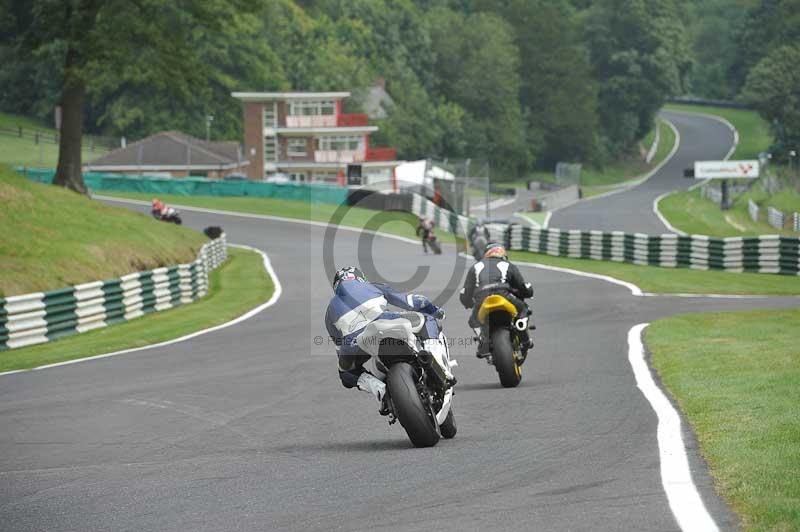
[415,217,435,253]
[459,243,534,357]
[468,222,491,260]
[324,267,446,406]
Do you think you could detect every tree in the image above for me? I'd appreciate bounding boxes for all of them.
[741,45,800,159]
[427,8,531,176]
[682,0,756,99]
[584,0,690,156]
[4,0,257,194]
[480,0,599,167]
[731,0,800,95]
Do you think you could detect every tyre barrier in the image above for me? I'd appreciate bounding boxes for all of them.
[410,194,800,275]
[0,235,227,351]
[510,226,800,274]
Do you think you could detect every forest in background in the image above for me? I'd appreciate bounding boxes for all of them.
[1,0,797,180]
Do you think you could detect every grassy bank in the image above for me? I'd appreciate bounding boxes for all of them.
[508,250,800,295]
[96,191,458,244]
[663,104,771,160]
[659,184,799,237]
[659,187,777,237]
[646,309,800,530]
[0,247,273,372]
[0,112,109,167]
[0,167,207,296]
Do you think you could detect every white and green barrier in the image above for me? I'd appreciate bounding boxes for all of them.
[411,194,800,275]
[0,236,227,351]
[507,226,800,275]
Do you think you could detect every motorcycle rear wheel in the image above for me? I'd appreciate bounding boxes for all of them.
[428,239,442,254]
[387,362,440,447]
[492,328,522,388]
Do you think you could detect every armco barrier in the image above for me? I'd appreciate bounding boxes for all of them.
[0,236,227,351]
[767,207,784,230]
[19,168,348,205]
[748,199,760,222]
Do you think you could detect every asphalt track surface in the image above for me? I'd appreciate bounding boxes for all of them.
[550,110,735,234]
[1,113,796,532]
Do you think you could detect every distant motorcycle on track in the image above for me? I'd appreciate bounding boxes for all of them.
[416,217,442,255]
[151,206,182,225]
[424,232,442,255]
[356,311,457,447]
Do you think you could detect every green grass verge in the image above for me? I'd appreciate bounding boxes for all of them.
[0,167,207,296]
[748,172,800,214]
[659,187,777,236]
[508,250,800,295]
[646,309,800,531]
[663,104,771,160]
[659,185,799,237]
[95,191,458,244]
[0,247,273,372]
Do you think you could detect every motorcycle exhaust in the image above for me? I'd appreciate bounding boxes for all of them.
[418,351,448,389]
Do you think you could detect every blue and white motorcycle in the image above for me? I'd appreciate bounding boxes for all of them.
[356,311,457,447]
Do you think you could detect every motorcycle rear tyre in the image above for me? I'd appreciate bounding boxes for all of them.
[387,362,440,447]
[492,328,522,388]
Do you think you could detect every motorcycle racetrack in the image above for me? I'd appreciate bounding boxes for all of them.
[1,112,796,531]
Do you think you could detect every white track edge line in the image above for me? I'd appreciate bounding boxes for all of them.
[0,244,282,378]
[628,324,720,532]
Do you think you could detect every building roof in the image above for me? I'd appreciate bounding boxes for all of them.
[86,131,245,170]
[232,92,350,102]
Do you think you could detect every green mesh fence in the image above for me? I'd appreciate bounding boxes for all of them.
[17,168,348,205]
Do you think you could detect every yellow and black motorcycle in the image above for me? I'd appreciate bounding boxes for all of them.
[477,294,531,387]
